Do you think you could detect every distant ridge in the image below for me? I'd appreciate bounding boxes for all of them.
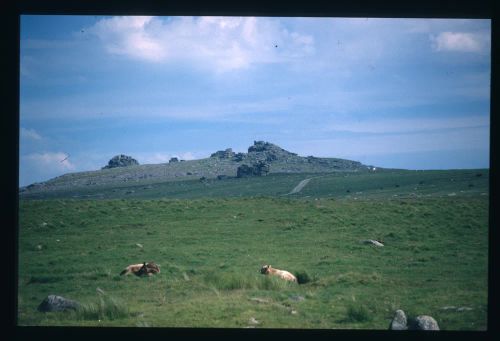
[20,141,376,195]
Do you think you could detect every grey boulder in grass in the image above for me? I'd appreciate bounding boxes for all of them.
[410,315,440,330]
[38,295,80,312]
[389,309,408,330]
[389,310,440,331]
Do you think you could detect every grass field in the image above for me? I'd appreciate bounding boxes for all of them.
[20,168,489,200]
[17,169,489,329]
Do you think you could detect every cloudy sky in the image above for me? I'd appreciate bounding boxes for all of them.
[19,15,491,186]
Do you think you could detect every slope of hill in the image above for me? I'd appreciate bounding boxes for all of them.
[18,168,488,201]
[19,141,374,196]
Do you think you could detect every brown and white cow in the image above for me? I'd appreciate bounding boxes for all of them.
[260,264,297,282]
[120,262,160,276]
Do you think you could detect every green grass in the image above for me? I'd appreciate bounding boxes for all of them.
[18,179,488,330]
[19,169,489,200]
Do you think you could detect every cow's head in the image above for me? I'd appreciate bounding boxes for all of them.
[260,265,271,274]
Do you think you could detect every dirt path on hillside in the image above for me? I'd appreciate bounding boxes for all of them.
[286,178,312,195]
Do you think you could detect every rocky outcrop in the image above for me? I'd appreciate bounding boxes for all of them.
[102,154,139,169]
[233,152,246,162]
[19,141,375,197]
[247,141,296,162]
[211,148,235,159]
[37,295,80,312]
[237,161,270,178]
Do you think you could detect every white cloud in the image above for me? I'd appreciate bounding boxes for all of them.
[20,127,42,140]
[23,152,75,171]
[87,16,315,72]
[20,152,76,185]
[430,31,489,52]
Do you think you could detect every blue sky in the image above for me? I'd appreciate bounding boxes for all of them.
[19,16,491,186]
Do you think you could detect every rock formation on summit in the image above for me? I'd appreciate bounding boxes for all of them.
[102,154,139,169]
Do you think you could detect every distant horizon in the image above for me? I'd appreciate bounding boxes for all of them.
[19,16,491,187]
[19,139,490,188]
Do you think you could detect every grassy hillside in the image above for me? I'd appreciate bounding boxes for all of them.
[20,141,370,195]
[17,169,489,329]
[19,169,488,200]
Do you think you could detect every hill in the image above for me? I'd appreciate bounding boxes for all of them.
[19,141,375,197]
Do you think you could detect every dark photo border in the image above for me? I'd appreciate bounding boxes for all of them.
[5,1,497,340]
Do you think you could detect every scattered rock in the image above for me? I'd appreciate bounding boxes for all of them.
[36,244,43,251]
[389,309,408,330]
[37,295,80,312]
[289,295,305,302]
[217,175,230,180]
[249,297,269,304]
[441,306,457,310]
[362,239,384,247]
[409,315,440,330]
[441,306,473,312]
[248,317,260,325]
[102,154,139,169]
[136,243,143,248]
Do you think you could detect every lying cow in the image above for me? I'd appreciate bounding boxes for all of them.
[260,264,297,282]
[120,262,160,276]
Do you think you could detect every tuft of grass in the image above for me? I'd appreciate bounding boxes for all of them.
[27,275,65,284]
[257,275,295,290]
[345,302,372,323]
[203,272,296,291]
[295,270,312,284]
[75,294,129,321]
[204,272,255,291]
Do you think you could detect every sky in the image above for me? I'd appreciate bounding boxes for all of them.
[19,16,491,186]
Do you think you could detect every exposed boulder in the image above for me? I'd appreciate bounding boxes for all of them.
[102,154,139,169]
[237,164,253,178]
[37,295,80,312]
[409,315,440,330]
[237,161,270,178]
[211,148,235,159]
[233,152,246,162]
[254,161,270,176]
[389,309,408,330]
[249,140,280,153]
[362,239,384,247]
